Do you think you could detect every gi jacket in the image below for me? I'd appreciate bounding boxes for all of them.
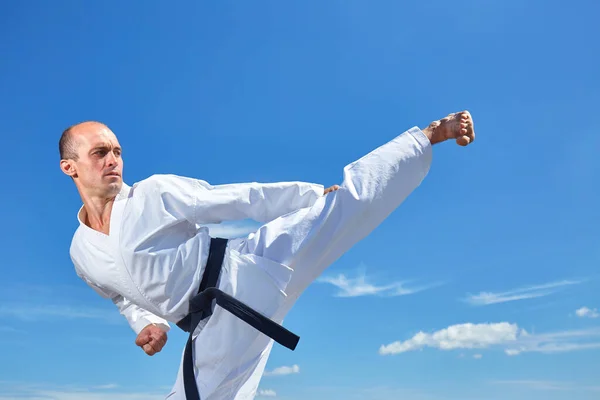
[69,176,324,393]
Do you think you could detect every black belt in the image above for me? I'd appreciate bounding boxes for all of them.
[176,237,300,400]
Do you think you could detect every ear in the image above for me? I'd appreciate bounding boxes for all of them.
[60,159,77,178]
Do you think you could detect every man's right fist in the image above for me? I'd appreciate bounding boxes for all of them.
[135,324,168,356]
[423,111,475,146]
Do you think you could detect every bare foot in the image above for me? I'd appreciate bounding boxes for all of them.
[422,111,475,146]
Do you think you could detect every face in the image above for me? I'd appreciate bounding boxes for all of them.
[60,122,124,199]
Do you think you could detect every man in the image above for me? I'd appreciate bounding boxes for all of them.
[60,111,475,399]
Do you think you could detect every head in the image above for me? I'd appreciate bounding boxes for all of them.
[59,121,124,200]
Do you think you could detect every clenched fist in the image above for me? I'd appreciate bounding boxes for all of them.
[135,324,168,356]
[423,111,476,146]
[323,185,340,195]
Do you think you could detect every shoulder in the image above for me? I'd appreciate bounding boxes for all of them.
[134,173,200,188]
[132,174,210,196]
[121,174,207,228]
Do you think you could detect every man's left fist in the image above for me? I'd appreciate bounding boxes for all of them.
[135,324,168,356]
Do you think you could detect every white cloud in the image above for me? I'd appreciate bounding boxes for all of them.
[257,389,277,397]
[576,306,599,318]
[264,364,300,376]
[473,353,483,359]
[318,271,441,298]
[379,322,521,355]
[464,279,585,306]
[379,323,600,357]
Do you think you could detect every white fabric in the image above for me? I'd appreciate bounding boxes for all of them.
[70,126,432,399]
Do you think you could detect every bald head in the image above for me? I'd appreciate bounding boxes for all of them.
[59,121,110,161]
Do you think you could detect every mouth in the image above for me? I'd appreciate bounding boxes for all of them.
[105,172,121,178]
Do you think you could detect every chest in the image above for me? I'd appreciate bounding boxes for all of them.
[73,201,131,296]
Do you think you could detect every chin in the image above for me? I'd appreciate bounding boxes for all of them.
[107,181,123,195]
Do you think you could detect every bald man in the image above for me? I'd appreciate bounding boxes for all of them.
[60,111,475,400]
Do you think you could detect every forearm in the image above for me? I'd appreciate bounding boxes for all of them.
[75,265,170,335]
[227,181,325,223]
[112,295,170,334]
[194,180,324,223]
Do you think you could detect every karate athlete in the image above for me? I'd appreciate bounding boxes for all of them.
[60,111,475,400]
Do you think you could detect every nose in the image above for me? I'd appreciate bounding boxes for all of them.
[106,150,118,166]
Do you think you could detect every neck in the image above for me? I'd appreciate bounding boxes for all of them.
[79,188,119,235]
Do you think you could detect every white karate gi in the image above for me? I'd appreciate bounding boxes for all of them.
[70,126,432,400]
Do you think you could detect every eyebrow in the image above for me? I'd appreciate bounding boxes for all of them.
[89,144,122,153]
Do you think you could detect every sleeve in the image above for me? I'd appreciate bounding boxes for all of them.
[142,174,325,225]
[111,295,171,334]
[76,269,170,335]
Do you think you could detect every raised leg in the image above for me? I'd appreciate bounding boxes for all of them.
[238,111,474,301]
[166,112,475,400]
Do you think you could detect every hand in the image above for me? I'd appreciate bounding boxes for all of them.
[323,185,340,195]
[135,324,168,356]
[423,111,475,146]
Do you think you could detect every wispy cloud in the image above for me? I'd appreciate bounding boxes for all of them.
[318,271,442,298]
[257,389,277,397]
[576,306,599,318]
[345,385,442,400]
[379,322,600,356]
[490,380,571,391]
[0,382,165,400]
[4,390,165,400]
[458,353,484,359]
[0,304,119,323]
[506,327,600,355]
[0,326,27,334]
[286,384,444,400]
[464,279,585,306]
[490,380,600,392]
[264,364,300,376]
[92,383,119,389]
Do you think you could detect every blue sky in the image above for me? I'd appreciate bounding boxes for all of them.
[1,1,599,399]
